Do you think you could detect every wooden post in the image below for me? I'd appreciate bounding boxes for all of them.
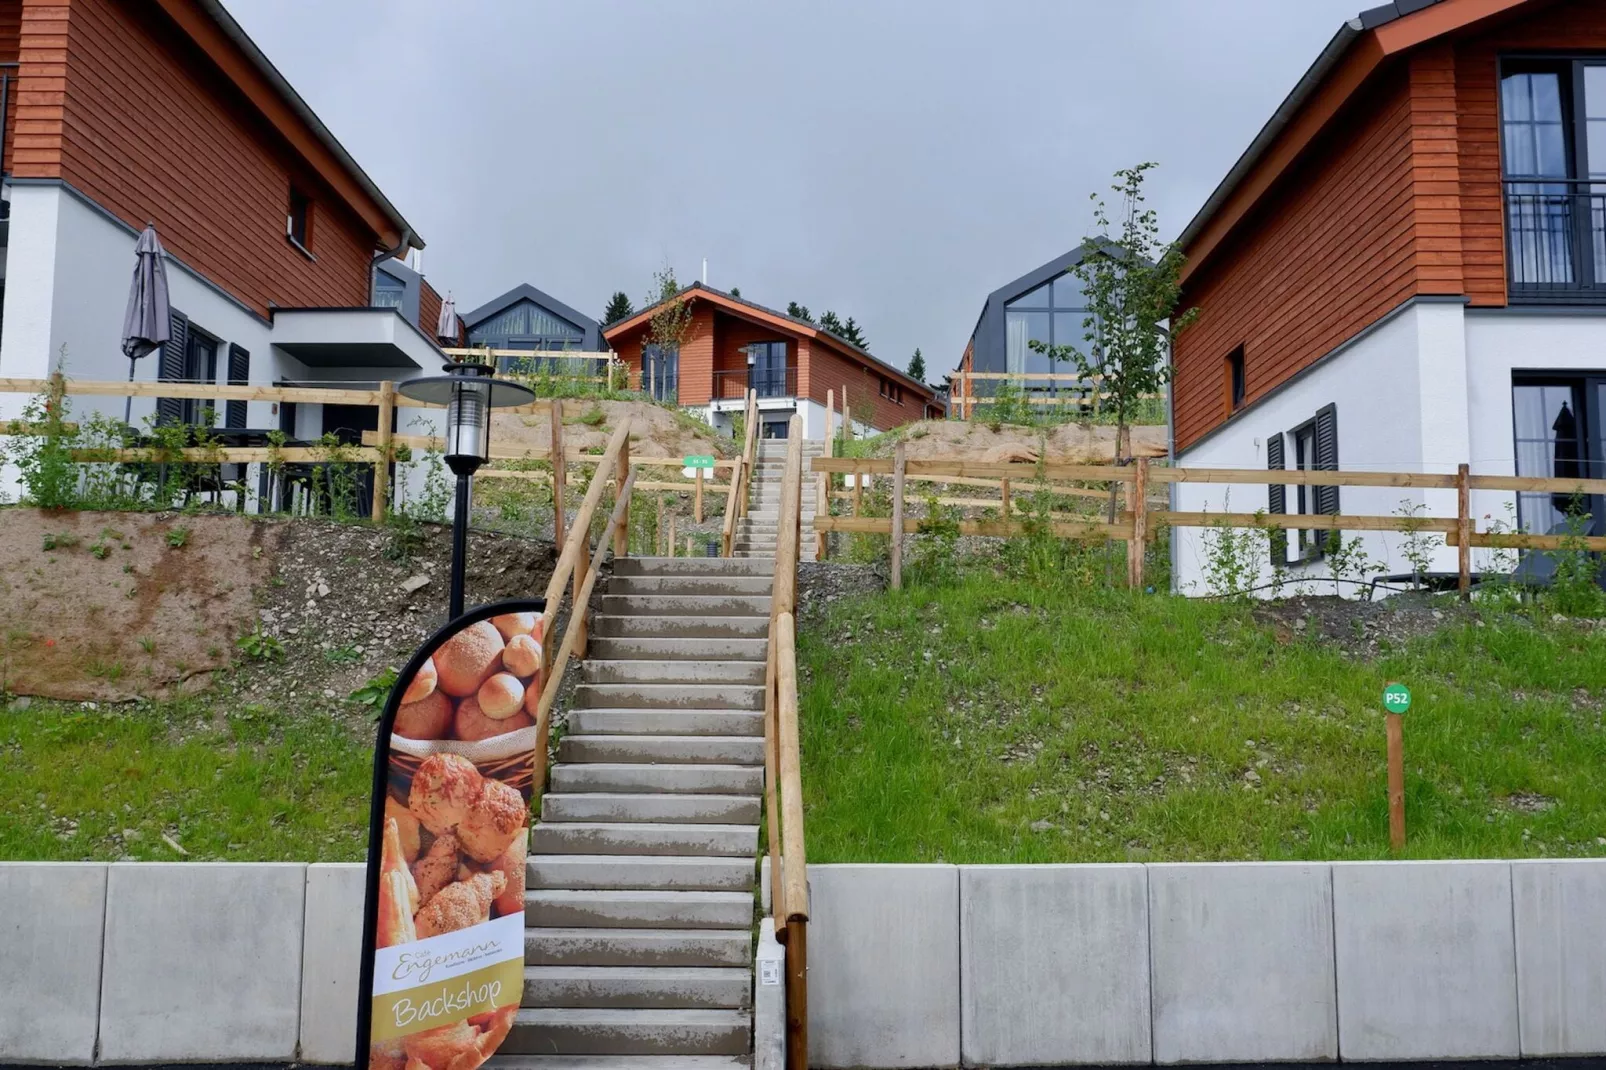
[1386,711,1406,850]
[815,471,828,561]
[686,536,694,557]
[890,441,906,589]
[1000,477,1011,518]
[785,918,808,1070]
[614,435,630,558]
[1456,463,1471,600]
[656,494,665,556]
[694,467,704,523]
[1128,458,1150,589]
[372,379,395,521]
[667,513,676,558]
[852,471,864,516]
[825,388,835,450]
[551,399,566,547]
[842,382,851,443]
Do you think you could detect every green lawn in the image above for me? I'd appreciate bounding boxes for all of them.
[797,561,1606,863]
[0,698,372,861]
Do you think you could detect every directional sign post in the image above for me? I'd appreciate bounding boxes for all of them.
[684,456,715,523]
[1382,683,1410,850]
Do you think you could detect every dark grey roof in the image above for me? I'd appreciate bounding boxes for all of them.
[959,243,1102,374]
[193,0,421,250]
[1176,0,1450,254]
[460,283,606,351]
[621,282,937,399]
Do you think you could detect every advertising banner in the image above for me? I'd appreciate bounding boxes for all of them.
[357,599,546,1070]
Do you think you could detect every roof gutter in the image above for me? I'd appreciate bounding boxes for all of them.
[1175,19,1363,254]
[190,0,423,253]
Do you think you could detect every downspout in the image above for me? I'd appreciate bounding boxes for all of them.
[370,227,414,304]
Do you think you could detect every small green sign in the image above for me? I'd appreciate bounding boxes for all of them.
[1382,683,1412,714]
[685,455,716,470]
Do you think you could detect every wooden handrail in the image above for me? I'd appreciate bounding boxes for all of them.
[722,389,759,556]
[535,419,632,648]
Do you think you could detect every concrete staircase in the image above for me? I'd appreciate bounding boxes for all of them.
[494,555,773,1070]
[735,439,823,561]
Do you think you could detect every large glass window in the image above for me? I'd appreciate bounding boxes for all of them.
[643,344,679,403]
[746,341,789,398]
[1501,59,1606,294]
[468,299,585,350]
[1512,376,1606,536]
[1003,271,1090,386]
[373,270,406,310]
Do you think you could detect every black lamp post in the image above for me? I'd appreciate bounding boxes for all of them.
[398,361,534,620]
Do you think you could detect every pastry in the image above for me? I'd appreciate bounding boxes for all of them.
[477,673,525,719]
[457,780,528,863]
[415,871,506,939]
[376,870,416,948]
[409,754,483,834]
[401,657,438,704]
[385,797,421,862]
[435,622,505,697]
[412,831,460,904]
[490,835,526,917]
[395,691,453,741]
[501,634,541,678]
[402,1020,479,1070]
[454,697,531,742]
[490,612,536,640]
[381,817,419,915]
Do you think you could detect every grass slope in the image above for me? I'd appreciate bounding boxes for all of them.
[798,567,1606,863]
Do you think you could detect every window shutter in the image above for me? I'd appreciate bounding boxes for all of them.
[1267,432,1288,565]
[156,309,189,425]
[1313,403,1339,515]
[225,343,249,428]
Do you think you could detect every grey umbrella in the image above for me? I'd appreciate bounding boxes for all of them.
[120,224,171,427]
[437,291,459,342]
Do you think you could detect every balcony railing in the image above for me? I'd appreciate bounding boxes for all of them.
[712,367,797,400]
[1505,180,1606,304]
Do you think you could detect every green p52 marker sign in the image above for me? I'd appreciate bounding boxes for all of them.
[1382,683,1411,715]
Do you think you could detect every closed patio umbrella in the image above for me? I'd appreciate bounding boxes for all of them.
[437,291,459,342]
[120,224,171,427]
[1551,400,1581,520]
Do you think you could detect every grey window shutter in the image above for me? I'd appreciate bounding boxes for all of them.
[1313,403,1339,515]
[225,343,249,428]
[1267,432,1287,565]
[156,309,188,425]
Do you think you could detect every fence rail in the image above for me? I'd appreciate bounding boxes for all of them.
[814,455,1606,593]
[949,370,1164,418]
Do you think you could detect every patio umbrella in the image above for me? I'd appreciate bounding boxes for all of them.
[1551,400,1581,520]
[437,291,459,342]
[120,224,171,427]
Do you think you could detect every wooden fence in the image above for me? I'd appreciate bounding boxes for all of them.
[812,453,1606,593]
[950,370,1164,419]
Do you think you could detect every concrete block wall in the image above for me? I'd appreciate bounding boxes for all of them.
[806,858,1606,1068]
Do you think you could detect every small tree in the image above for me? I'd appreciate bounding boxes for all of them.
[644,267,695,391]
[729,286,741,298]
[1032,163,1197,466]
[786,301,814,323]
[602,291,634,326]
[818,310,845,337]
[841,316,868,349]
[907,348,927,383]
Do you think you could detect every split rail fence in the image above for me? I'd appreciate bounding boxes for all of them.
[949,370,1164,419]
[812,451,1606,593]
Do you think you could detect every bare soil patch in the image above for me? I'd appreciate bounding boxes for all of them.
[489,399,731,461]
[1252,593,1478,659]
[870,420,1167,463]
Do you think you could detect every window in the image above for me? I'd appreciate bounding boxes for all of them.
[1500,59,1606,294]
[225,344,250,429]
[287,187,312,254]
[373,270,406,310]
[1511,374,1606,536]
[643,343,679,404]
[468,299,585,372]
[1275,403,1338,563]
[746,341,788,398]
[1226,346,1246,412]
[1003,270,1090,391]
[878,377,902,403]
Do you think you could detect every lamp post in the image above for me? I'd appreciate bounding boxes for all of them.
[398,361,535,619]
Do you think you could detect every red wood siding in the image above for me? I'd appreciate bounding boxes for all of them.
[1174,67,1418,452]
[804,340,925,431]
[1174,0,1606,453]
[0,0,21,172]
[419,278,443,338]
[14,0,378,317]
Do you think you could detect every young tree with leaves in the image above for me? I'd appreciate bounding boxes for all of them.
[907,348,927,383]
[642,267,695,398]
[602,291,634,326]
[1031,162,1197,467]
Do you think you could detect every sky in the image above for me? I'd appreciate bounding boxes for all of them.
[225,0,1370,376]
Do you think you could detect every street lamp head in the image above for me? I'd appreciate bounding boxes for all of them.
[397,360,536,476]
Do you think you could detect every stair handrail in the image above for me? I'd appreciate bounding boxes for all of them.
[531,417,633,791]
[764,412,808,1070]
[721,388,760,556]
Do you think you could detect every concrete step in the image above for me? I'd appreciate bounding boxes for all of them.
[587,637,768,662]
[528,854,753,892]
[599,594,771,617]
[530,822,757,858]
[486,1058,749,1070]
[541,793,760,825]
[573,685,765,711]
[525,929,752,969]
[613,557,774,577]
[521,966,751,1010]
[568,709,764,737]
[557,734,765,766]
[593,615,770,639]
[525,890,752,929]
[548,764,762,796]
[505,1008,750,1056]
[583,661,766,686]
[608,576,774,596]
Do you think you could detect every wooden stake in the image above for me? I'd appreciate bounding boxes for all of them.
[1128,458,1149,589]
[1386,711,1406,850]
[551,399,566,547]
[785,918,808,1070]
[890,441,906,590]
[1000,477,1011,518]
[667,513,676,558]
[852,472,864,516]
[842,382,851,442]
[372,379,395,521]
[656,494,665,556]
[686,536,694,557]
[694,467,704,523]
[1457,463,1471,600]
[816,470,828,561]
[615,434,630,558]
[825,388,835,449]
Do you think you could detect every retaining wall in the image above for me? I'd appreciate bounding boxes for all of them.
[3,858,1604,1066]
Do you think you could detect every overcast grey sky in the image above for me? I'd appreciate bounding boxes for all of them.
[227,0,1366,376]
